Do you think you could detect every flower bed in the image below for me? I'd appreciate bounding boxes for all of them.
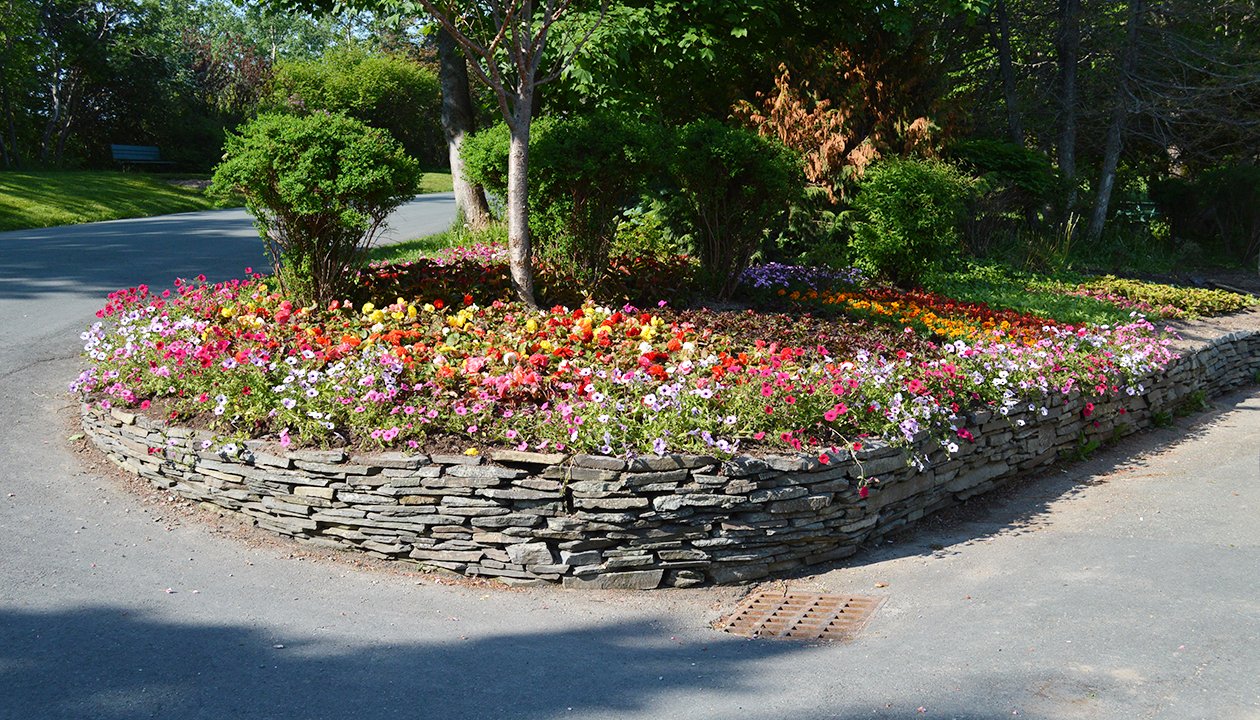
[79,322,1260,587]
[74,249,1260,586]
[72,248,1179,472]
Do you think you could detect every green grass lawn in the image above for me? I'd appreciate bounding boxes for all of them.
[365,220,505,263]
[417,171,453,194]
[0,171,218,231]
[0,169,455,232]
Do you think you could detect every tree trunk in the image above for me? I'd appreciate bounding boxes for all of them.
[506,111,536,307]
[1056,0,1081,213]
[437,28,491,230]
[1086,0,1144,242]
[993,0,1023,145]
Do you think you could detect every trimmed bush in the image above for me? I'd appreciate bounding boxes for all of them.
[209,112,420,306]
[847,157,975,287]
[664,120,801,299]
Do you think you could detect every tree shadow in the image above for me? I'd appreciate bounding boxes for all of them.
[0,212,267,302]
[0,194,456,302]
[0,604,799,720]
[0,603,1080,720]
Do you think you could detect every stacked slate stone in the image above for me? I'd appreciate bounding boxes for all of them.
[81,328,1260,588]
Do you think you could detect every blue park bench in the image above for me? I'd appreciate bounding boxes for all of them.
[110,144,175,168]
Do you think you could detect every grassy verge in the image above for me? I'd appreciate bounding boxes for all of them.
[926,264,1136,325]
[0,171,218,231]
[417,171,453,194]
[365,222,505,263]
[0,169,455,232]
[927,262,1257,323]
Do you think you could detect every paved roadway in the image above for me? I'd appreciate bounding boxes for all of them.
[1,197,1258,719]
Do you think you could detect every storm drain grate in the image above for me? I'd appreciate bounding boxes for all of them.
[719,591,884,641]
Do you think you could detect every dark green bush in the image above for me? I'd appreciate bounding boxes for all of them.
[461,112,662,291]
[946,139,1059,257]
[664,120,801,299]
[266,49,444,169]
[1151,164,1260,269]
[210,112,420,306]
[847,157,974,287]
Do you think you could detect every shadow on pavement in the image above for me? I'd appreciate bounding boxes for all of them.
[0,213,267,302]
[0,605,806,720]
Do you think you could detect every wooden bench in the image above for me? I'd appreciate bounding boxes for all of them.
[110,144,175,168]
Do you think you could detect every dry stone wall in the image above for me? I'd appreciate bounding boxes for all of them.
[81,328,1260,589]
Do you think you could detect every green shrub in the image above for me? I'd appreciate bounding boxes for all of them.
[266,49,444,169]
[847,157,975,287]
[461,112,662,291]
[664,120,801,298]
[210,112,420,306]
[1150,165,1260,269]
[946,139,1059,257]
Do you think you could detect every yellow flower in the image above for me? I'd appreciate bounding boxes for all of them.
[362,302,375,314]
[525,318,538,333]
[463,447,479,456]
[220,306,235,318]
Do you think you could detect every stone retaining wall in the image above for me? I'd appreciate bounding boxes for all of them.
[81,328,1260,589]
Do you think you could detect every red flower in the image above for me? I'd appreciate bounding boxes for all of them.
[1082,402,1095,418]
[818,453,830,465]
[859,486,870,499]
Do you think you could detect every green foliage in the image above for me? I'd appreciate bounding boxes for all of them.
[266,48,444,168]
[926,263,1136,326]
[0,171,217,231]
[1071,275,1257,318]
[1175,390,1209,417]
[612,198,687,261]
[209,112,419,306]
[1150,165,1260,268]
[1151,410,1174,428]
[947,139,1059,257]
[462,112,663,291]
[772,185,849,268]
[459,122,511,195]
[1067,431,1103,462]
[663,120,801,298]
[365,222,508,264]
[847,157,974,287]
[948,139,1058,202]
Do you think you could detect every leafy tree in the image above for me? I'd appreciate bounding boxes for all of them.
[266,47,445,167]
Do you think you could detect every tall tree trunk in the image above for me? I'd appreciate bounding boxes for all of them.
[506,106,536,307]
[1056,0,1081,214]
[1086,0,1145,242]
[993,0,1023,145]
[436,28,491,230]
[0,88,9,168]
[39,78,61,165]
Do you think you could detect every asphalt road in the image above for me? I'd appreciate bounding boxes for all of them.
[1,200,1258,719]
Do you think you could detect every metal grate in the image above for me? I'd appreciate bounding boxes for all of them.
[719,591,884,641]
